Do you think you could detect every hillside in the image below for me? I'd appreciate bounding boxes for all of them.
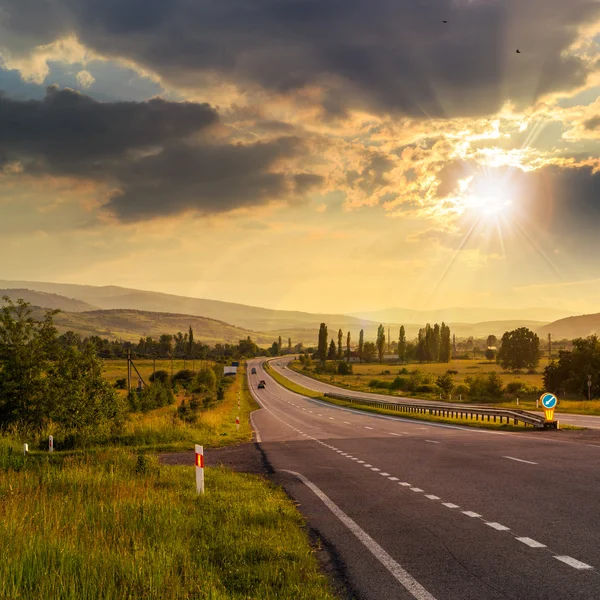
[0,289,98,312]
[539,314,600,340]
[30,308,276,345]
[0,280,376,333]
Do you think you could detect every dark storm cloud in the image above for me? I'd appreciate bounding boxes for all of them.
[1,0,598,118]
[0,88,322,220]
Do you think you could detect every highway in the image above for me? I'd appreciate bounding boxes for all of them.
[269,358,600,430]
[249,358,600,599]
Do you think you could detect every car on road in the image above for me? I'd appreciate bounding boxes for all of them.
[251,367,257,374]
[258,380,266,389]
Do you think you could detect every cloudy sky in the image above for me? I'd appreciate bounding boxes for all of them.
[2,0,600,314]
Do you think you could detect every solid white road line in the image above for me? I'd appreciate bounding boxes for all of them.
[554,556,594,570]
[486,522,510,531]
[503,456,538,465]
[462,511,481,518]
[249,412,262,443]
[281,470,438,600]
[516,537,546,548]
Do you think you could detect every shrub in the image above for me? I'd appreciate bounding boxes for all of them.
[139,383,175,412]
[399,368,410,375]
[454,384,470,398]
[446,370,458,375]
[172,369,195,386]
[149,370,170,384]
[381,370,391,375]
[368,379,390,389]
[337,362,353,375]
[114,378,127,390]
[390,376,409,390]
[415,384,437,394]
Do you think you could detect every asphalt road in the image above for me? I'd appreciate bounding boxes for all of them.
[249,358,600,600]
[270,358,600,430]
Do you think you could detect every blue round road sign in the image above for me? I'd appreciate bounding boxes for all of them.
[541,393,557,409]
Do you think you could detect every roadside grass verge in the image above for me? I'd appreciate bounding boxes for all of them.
[264,362,578,431]
[287,362,600,418]
[0,447,336,600]
[113,364,259,452]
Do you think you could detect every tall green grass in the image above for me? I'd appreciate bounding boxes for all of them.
[0,448,335,599]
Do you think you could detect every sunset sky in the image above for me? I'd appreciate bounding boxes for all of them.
[2,0,600,314]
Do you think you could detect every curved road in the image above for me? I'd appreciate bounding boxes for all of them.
[249,358,600,600]
[270,358,600,430]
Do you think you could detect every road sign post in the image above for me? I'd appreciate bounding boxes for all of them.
[540,393,558,426]
[49,435,53,453]
[23,443,28,456]
[195,444,204,495]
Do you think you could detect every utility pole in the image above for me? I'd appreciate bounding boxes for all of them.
[387,326,391,354]
[127,348,131,392]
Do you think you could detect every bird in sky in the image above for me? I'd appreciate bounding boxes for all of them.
[516,49,521,53]
[442,20,448,23]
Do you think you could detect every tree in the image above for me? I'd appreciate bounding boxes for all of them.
[288,337,292,353]
[497,327,541,370]
[439,323,451,363]
[346,331,351,361]
[398,326,406,363]
[362,341,376,362]
[543,335,600,398]
[358,329,364,363]
[436,373,454,399]
[376,324,386,362]
[327,339,337,360]
[0,297,58,425]
[485,348,495,361]
[318,323,328,364]
[432,323,441,362]
[337,329,343,360]
[278,336,282,355]
[188,326,194,356]
[486,334,497,348]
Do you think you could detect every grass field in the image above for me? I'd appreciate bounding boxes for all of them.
[0,363,336,599]
[0,446,335,600]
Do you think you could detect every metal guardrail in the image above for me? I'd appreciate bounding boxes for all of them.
[324,392,555,429]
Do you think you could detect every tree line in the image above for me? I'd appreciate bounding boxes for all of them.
[316,322,453,364]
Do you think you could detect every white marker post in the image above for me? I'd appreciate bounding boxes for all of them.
[49,435,53,453]
[23,443,28,457]
[195,444,204,495]
[236,416,240,431]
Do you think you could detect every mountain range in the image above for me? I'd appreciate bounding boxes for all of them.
[0,280,594,343]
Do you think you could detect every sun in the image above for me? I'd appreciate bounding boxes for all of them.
[464,192,513,219]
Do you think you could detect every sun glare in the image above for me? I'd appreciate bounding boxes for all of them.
[465,194,512,218]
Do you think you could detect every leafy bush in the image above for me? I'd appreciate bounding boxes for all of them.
[337,362,353,375]
[368,379,390,389]
[138,383,175,412]
[390,376,408,390]
[114,378,127,390]
[415,384,437,394]
[149,370,170,384]
[172,369,195,386]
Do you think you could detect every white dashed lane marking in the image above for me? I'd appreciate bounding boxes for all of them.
[486,522,510,531]
[504,456,538,465]
[443,503,459,509]
[517,538,546,549]
[364,426,374,430]
[425,495,440,500]
[554,556,594,570]
[410,488,424,493]
[462,511,481,518]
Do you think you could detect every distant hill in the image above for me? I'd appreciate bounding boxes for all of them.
[0,289,98,312]
[350,306,575,324]
[0,280,377,334]
[539,314,600,340]
[27,308,276,345]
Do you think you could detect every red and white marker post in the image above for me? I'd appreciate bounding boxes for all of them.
[235,416,240,431]
[195,444,204,495]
